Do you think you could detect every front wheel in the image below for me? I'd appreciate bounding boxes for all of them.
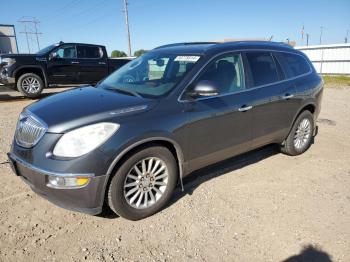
[17,73,44,98]
[107,146,178,220]
[280,110,314,156]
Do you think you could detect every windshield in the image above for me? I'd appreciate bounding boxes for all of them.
[100,52,201,98]
[36,44,58,55]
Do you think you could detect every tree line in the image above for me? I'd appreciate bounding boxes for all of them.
[111,49,147,58]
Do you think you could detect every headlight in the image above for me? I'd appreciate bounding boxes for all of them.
[53,122,119,157]
[1,58,16,67]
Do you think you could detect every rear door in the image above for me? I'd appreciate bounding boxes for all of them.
[244,51,299,147]
[183,53,255,171]
[47,45,79,84]
[76,45,108,84]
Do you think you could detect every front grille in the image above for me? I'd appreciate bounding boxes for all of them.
[15,111,47,148]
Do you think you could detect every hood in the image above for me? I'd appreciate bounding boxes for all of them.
[0,54,38,58]
[26,86,154,133]
[0,53,41,66]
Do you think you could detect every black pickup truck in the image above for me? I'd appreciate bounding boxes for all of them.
[0,42,132,98]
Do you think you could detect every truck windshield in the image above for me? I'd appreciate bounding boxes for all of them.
[100,52,201,98]
[36,44,58,55]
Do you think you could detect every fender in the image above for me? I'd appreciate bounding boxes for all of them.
[14,65,49,87]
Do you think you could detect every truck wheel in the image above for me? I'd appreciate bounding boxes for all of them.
[17,73,44,98]
[280,110,314,156]
[107,146,178,220]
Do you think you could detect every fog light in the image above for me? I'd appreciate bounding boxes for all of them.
[47,176,90,189]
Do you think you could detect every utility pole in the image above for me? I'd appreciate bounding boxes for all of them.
[18,17,42,53]
[23,23,31,53]
[301,24,304,45]
[123,0,132,56]
[33,19,41,50]
[319,26,323,45]
[346,29,349,44]
[306,33,309,46]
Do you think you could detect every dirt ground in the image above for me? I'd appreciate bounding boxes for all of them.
[0,85,349,262]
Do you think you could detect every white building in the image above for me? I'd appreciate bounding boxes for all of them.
[295,43,350,75]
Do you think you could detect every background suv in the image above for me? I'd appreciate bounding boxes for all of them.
[8,41,323,220]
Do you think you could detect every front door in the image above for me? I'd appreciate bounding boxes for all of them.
[183,53,254,172]
[47,45,79,84]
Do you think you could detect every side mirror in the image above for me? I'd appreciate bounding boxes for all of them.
[49,52,58,60]
[191,80,219,98]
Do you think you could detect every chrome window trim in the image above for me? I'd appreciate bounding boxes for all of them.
[178,48,312,103]
[8,153,95,178]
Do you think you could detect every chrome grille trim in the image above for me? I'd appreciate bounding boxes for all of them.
[15,111,47,148]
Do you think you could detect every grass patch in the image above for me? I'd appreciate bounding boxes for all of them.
[323,75,350,87]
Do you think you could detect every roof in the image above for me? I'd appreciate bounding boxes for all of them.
[152,41,295,55]
[56,42,106,47]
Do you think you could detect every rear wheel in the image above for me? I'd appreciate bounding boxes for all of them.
[107,146,177,220]
[17,73,44,98]
[281,110,314,156]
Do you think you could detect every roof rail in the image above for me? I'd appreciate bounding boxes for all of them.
[154,42,219,49]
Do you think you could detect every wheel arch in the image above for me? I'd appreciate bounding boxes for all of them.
[284,102,316,142]
[101,137,185,207]
[14,66,48,87]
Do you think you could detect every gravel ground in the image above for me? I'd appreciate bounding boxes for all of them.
[0,86,349,262]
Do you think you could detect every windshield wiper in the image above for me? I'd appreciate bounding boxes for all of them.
[105,88,142,98]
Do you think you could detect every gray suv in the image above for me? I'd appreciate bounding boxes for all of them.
[8,41,323,220]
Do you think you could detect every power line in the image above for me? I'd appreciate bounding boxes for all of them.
[40,0,82,22]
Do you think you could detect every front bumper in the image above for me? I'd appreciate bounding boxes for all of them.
[7,153,107,215]
[0,68,15,85]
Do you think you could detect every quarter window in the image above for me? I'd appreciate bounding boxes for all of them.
[246,52,278,86]
[275,53,310,78]
[193,53,245,95]
[77,46,102,59]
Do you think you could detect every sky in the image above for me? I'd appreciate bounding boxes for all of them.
[1,0,350,55]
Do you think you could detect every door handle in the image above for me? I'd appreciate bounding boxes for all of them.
[238,105,253,112]
[71,61,79,64]
[98,62,106,65]
[282,94,294,99]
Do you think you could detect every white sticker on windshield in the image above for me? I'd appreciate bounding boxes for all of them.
[174,56,200,62]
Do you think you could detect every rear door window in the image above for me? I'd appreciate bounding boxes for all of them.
[245,52,279,86]
[275,52,310,78]
[77,46,102,59]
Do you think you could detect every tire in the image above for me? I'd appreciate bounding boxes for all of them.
[17,73,44,98]
[107,146,178,220]
[280,110,314,156]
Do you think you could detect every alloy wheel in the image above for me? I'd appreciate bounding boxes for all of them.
[293,118,312,150]
[123,157,168,209]
[21,77,40,94]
